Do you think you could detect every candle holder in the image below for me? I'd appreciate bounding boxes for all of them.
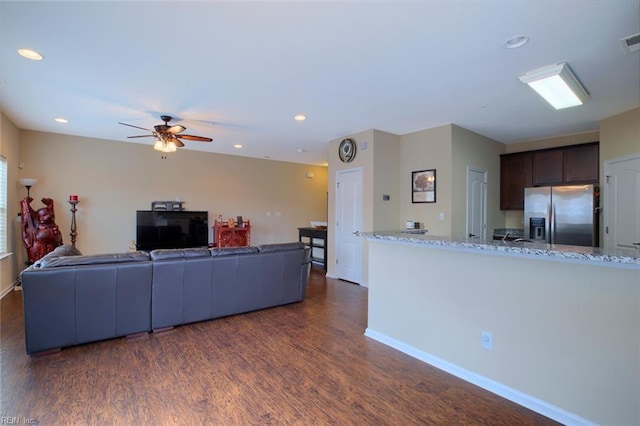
[68,200,79,248]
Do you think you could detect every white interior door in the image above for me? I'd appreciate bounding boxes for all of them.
[604,153,640,251]
[466,167,487,239]
[335,168,363,284]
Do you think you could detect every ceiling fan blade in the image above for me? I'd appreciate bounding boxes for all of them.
[177,134,213,142]
[174,139,185,148]
[167,125,186,135]
[119,122,151,132]
[127,134,156,139]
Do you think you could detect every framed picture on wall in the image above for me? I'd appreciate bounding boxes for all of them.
[412,169,436,203]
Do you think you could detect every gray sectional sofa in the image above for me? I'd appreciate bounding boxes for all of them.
[20,243,311,355]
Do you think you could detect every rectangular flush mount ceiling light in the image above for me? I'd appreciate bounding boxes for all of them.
[518,62,590,110]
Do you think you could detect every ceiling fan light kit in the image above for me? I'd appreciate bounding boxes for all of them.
[119,115,212,155]
[154,138,178,153]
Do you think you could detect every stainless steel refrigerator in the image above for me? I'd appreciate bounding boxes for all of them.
[524,185,599,247]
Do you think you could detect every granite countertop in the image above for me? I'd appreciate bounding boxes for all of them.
[361,230,640,269]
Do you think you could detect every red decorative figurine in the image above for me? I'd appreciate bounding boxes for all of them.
[21,197,63,263]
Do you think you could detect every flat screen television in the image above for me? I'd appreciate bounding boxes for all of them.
[136,210,209,251]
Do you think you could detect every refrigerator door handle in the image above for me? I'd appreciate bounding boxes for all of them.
[550,203,556,244]
[545,201,552,244]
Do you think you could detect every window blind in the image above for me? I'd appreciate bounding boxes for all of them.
[0,156,7,254]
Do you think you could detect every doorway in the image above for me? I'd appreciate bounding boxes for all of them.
[335,168,363,284]
[603,153,640,251]
[466,167,487,239]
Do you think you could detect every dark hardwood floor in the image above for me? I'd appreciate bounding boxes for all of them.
[1,269,558,425]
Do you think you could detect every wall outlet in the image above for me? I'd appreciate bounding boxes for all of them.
[481,331,493,350]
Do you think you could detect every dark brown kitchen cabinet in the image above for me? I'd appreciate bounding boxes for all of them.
[533,149,564,186]
[500,152,532,210]
[500,142,599,210]
[564,143,599,183]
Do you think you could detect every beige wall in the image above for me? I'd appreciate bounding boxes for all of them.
[399,125,453,237]
[367,239,640,425]
[599,106,640,165]
[13,130,328,261]
[1,114,21,296]
[372,130,401,231]
[451,125,505,238]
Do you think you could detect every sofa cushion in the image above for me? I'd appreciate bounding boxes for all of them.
[258,242,305,253]
[35,251,150,268]
[150,248,211,261]
[32,244,82,268]
[51,244,83,257]
[209,246,260,257]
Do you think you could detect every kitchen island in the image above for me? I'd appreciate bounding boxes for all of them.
[362,231,639,426]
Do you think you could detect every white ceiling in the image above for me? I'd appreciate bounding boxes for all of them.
[1,1,639,166]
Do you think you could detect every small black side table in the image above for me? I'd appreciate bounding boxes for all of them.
[298,227,327,270]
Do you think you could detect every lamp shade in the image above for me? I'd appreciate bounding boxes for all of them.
[19,178,38,187]
[518,63,590,110]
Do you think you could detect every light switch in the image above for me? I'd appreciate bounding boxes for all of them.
[438,212,445,221]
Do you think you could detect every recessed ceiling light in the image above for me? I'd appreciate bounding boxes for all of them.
[294,114,306,121]
[504,35,529,49]
[18,48,44,60]
[233,144,243,149]
[54,117,68,123]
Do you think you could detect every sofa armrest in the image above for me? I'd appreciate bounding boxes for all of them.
[31,244,82,268]
[21,259,152,354]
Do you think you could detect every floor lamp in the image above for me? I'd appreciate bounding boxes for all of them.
[19,178,38,197]
[17,178,38,285]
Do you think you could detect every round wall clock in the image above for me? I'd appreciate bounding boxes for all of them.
[338,138,357,163]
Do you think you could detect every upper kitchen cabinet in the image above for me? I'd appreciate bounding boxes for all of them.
[563,142,599,183]
[500,151,532,210]
[501,142,599,210]
[532,149,564,186]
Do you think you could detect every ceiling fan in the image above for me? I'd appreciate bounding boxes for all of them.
[119,115,212,154]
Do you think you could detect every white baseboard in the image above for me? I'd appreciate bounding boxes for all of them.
[0,281,18,299]
[364,328,594,426]
[325,273,368,288]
